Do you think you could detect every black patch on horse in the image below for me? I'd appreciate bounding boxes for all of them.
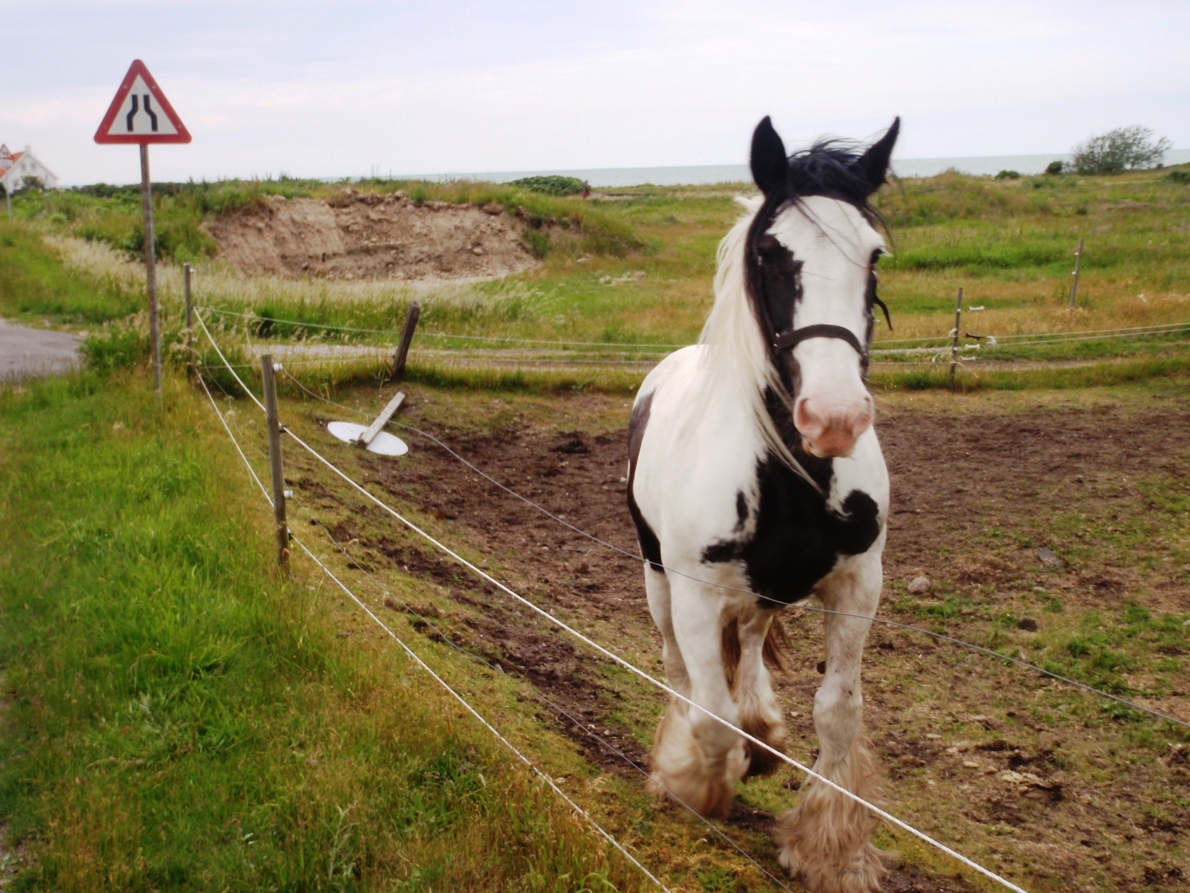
[701,455,881,607]
[627,392,663,573]
[701,388,880,605]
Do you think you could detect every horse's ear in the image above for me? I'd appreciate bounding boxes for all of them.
[751,116,788,197]
[854,117,900,194]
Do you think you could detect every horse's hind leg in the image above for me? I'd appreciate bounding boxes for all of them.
[776,553,886,893]
[649,577,745,818]
[732,609,787,777]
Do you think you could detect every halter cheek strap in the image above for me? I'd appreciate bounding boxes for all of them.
[773,324,866,358]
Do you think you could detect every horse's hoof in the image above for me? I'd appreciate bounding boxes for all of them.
[648,769,736,819]
[777,838,887,893]
[775,810,887,893]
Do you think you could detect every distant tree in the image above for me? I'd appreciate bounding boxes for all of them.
[18,175,46,192]
[994,169,1021,179]
[1044,160,1065,175]
[1072,126,1171,174]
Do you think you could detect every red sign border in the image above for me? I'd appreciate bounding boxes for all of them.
[95,59,192,145]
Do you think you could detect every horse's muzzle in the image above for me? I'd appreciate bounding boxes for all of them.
[794,395,873,458]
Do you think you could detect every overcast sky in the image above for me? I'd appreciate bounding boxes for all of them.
[7,0,1188,185]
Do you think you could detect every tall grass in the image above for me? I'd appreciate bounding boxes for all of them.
[0,221,141,322]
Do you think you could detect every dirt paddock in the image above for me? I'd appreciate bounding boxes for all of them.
[297,390,1190,892]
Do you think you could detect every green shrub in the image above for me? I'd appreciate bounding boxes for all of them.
[995,170,1021,180]
[1045,160,1065,175]
[81,327,150,374]
[507,175,587,196]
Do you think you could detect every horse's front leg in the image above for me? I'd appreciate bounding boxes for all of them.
[649,578,746,818]
[776,550,887,893]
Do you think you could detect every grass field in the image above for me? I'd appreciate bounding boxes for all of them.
[0,369,663,893]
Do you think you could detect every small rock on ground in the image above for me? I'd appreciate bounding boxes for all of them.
[907,575,931,595]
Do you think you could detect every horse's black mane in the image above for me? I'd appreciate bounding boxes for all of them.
[784,140,883,220]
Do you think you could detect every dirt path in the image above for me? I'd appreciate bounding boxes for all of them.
[0,320,81,380]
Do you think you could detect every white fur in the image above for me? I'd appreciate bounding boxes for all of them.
[633,197,889,892]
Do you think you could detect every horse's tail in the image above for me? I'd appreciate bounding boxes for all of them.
[721,614,789,690]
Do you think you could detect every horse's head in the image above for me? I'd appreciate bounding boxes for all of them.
[745,116,898,459]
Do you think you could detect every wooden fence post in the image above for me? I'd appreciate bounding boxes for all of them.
[392,301,421,382]
[261,354,289,568]
[183,263,194,379]
[1068,237,1085,310]
[949,287,963,390]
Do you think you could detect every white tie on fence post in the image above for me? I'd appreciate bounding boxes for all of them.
[949,286,963,390]
[1068,237,1085,310]
[261,354,289,568]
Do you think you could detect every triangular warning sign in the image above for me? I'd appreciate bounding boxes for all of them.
[95,60,191,145]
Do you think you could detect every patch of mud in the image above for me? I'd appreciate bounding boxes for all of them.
[205,190,539,281]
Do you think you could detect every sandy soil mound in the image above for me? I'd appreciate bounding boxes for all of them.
[205,190,539,281]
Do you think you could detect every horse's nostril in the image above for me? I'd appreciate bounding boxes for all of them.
[794,398,823,436]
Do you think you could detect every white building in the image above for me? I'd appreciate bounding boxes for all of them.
[0,144,58,192]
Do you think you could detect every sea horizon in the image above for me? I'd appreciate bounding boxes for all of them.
[397,148,1190,189]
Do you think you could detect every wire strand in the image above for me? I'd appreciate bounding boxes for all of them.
[201,305,683,350]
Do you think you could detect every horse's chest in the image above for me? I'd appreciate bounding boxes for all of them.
[701,456,882,607]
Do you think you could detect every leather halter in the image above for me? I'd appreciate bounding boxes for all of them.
[772,323,865,358]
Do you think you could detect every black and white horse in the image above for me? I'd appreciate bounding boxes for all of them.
[627,116,899,893]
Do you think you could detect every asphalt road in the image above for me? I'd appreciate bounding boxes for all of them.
[0,320,82,380]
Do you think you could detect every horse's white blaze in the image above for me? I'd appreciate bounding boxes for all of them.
[771,196,884,458]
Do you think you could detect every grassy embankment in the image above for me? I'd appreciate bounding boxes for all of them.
[0,253,668,892]
[5,165,1190,394]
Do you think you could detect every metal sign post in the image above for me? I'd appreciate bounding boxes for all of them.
[94,60,192,394]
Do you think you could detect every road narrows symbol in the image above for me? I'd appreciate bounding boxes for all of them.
[143,95,159,132]
[126,95,139,131]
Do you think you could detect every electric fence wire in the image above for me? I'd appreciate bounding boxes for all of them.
[200,303,1190,358]
[197,321,1033,893]
[195,369,671,893]
[201,306,684,350]
[872,323,1190,356]
[276,364,1190,731]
